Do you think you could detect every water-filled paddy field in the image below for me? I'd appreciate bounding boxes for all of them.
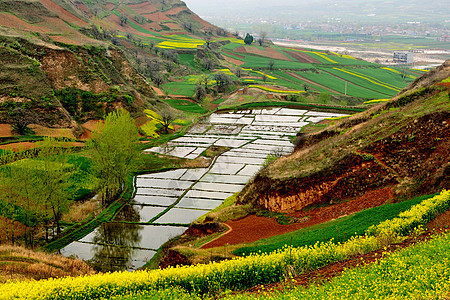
[61,108,347,271]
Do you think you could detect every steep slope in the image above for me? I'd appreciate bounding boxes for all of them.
[0,0,222,137]
[238,61,450,212]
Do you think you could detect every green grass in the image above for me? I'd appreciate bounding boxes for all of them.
[164,99,207,114]
[271,70,333,94]
[212,98,227,105]
[161,81,196,97]
[242,55,313,70]
[234,193,435,256]
[0,198,37,227]
[137,152,184,173]
[0,149,12,156]
[66,155,98,201]
[353,67,417,87]
[298,69,389,98]
[179,54,197,69]
[321,67,402,96]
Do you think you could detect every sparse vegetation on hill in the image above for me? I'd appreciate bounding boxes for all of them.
[237,62,450,212]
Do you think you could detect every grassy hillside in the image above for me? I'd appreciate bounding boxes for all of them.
[0,0,422,139]
[237,61,449,212]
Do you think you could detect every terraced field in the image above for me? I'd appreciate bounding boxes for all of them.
[60,107,347,271]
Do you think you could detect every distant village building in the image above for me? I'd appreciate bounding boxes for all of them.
[393,51,414,64]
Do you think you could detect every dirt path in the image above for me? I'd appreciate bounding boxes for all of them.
[202,187,393,249]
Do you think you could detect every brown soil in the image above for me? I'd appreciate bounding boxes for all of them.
[239,111,449,214]
[287,51,321,64]
[235,46,291,61]
[106,15,157,37]
[164,22,183,30]
[27,124,76,139]
[190,14,215,29]
[144,11,171,22]
[224,55,244,66]
[0,124,12,138]
[202,187,393,249]
[40,0,87,27]
[152,86,165,97]
[81,120,102,132]
[165,6,188,16]
[224,51,245,59]
[0,13,51,33]
[78,128,92,140]
[128,2,157,14]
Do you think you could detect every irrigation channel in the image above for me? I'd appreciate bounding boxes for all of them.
[60,108,347,272]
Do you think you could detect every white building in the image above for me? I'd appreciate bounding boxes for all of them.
[393,51,414,64]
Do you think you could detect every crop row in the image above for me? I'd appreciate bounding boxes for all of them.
[247,85,305,94]
[1,190,448,299]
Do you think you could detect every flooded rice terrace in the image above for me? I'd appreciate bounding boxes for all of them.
[60,108,347,272]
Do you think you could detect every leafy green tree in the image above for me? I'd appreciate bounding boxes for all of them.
[0,151,42,246]
[244,33,253,45]
[155,110,175,133]
[89,109,140,206]
[34,137,74,238]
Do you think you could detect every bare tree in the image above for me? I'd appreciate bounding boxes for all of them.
[205,36,213,48]
[234,67,242,78]
[156,110,175,133]
[268,59,275,70]
[258,31,267,46]
[151,72,163,87]
[214,72,232,93]
[195,85,207,102]
[9,108,36,135]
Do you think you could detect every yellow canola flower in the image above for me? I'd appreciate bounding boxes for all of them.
[333,67,401,92]
[218,69,235,76]
[157,40,205,49]
[330,51,356,59]
[252,70,277,80]
[381,67,416,79]
[248,85,304,94]
[363,98,390,104]
[2,190,447,300]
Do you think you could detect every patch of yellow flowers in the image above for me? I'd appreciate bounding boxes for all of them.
[1,190,448,299]
[248,85,305,94]
[333,67,401,92]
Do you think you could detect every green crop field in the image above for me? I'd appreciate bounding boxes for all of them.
[164,99,207,114]
[161,81,196,97]
[320,67,403,97]
[297,69,389,98]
